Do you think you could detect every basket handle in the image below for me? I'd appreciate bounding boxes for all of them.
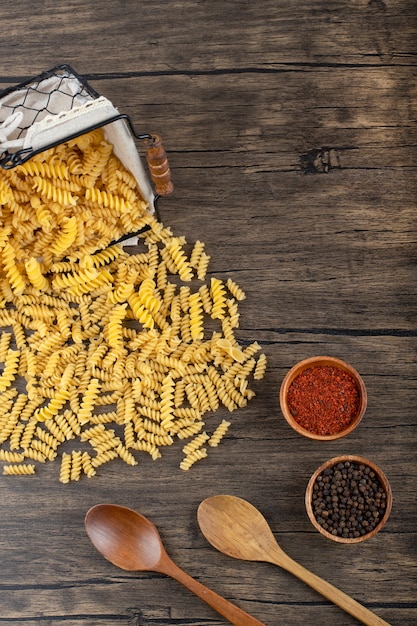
[144,133,174,196]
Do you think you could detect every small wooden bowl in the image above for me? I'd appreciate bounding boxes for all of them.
[279,356,367,440]
[305,455,393,543]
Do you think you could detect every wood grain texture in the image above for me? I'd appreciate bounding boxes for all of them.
[0,1,416,624]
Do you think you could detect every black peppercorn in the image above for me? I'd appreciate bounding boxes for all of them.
[310,460,388,539]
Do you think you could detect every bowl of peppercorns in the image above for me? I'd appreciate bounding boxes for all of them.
[279,356,367,440]
[305,455,392,543]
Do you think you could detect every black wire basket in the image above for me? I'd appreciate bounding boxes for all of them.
[0,64,173,202]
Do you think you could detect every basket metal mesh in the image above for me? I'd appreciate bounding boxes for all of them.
[0,65,106,168]
[0,64,99,145]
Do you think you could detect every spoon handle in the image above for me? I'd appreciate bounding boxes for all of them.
[275,550,391,626]
[162,559,266,626]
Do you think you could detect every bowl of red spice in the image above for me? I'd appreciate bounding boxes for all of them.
[279,356,367,440]
[305,455,392,543]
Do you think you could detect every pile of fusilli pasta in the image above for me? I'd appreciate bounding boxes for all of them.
[0,129,267,481]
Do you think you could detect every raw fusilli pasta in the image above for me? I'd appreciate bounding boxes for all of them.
[226,277,246,301]
[179,447,208,471]
[210,278,227,319]
[0,129,266,481]
[0,349,20,392]
[3,463,36,475]
[253,353,267,380]
[209,420,231,447]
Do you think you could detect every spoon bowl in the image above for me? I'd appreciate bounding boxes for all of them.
[197,494,282,563]
[85,504,163,571]
[198,495,391,626]
[85,503,265,626]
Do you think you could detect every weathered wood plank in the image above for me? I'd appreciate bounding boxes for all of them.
[0,0,416,76]
[0,0,415,625]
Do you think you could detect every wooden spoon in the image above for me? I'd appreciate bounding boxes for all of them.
[85,503,266,626]
[197,495,391,626]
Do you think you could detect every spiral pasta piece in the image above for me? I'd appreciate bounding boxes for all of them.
[49,216,78,257]
[1,242,26,295]
[253,353,267,380]
[59,453,72,483]
[116,444,138,466]
[0,226,12,250]
[188,291,204,341]
[18,160,69,180]
[0,450,25,462]
[85,187,131,214]
[197,252,210,280]
[0,180,13,204]
[82,452,96,478]
[208,420,231,447]
[189,240,205,269]
[210,278,227,319]
[160,374,175,430]
[52,267,99,290]
[226,298,240,328]
[0,349,20,392]
[127,292,155,329]
[78,378,101,425]
[29,439,57,461]
[91,448,119,468]
[179,447,207,471]
[25,257,50,291]
[105,304,127,349]
[32,176,77,206]
[108,281,134,304]
[134,440,161,460]
[136,278,161,313]
[32,204,52,233]
[166,239,193,281]
[3,464,36,475]
[33,388,71,422]
[182,431,210,456]
[226,277,246,301]
[176,420,205,440]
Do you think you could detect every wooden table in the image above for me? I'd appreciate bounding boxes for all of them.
[0,1,416,624]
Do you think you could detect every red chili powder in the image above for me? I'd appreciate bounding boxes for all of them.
[287,365,360,436]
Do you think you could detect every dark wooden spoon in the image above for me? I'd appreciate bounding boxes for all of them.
[197,495,391,626]
[85,503,266,626]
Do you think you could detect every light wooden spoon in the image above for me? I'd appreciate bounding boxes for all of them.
[197,495,391,626]
[85,503,266,626]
